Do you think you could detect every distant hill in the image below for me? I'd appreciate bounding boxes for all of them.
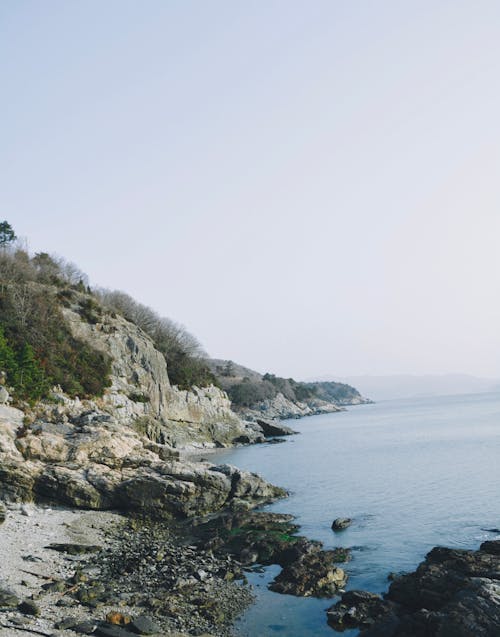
[310,374,500,402]
[209,359,369,420]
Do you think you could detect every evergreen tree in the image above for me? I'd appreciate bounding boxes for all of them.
[0,325,18,382]
[0,221,16,247]
[14,343,48,401]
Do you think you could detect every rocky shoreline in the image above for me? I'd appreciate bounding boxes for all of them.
[327,539,500,636]
[0,502,353,637]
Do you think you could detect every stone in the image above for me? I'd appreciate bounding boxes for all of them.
[95,624,134,637]
[0,588,20,607]
[0,501,6,524]
[346,541,500,636]
[129,614,162,635]
[255,419,297,437]
[54,617,80,630]
[72,620,98,634]
[0,386,9,405]
[332,517,352,531]
[327,590,395,631]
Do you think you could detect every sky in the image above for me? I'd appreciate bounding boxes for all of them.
[2,1,500,380]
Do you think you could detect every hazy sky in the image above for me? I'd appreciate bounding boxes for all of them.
[2,1,500,379]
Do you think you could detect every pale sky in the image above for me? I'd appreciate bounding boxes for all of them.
[2,1,500,379]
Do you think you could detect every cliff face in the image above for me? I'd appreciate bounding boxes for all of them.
[62,307,259,449]
[0,304,285,516]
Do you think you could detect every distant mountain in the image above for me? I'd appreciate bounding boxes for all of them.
[309,374,500,402]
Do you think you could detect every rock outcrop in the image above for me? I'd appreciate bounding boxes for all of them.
[327,540,500,636]
[0,405,284,517]
[240,392,345,421]
[62,308,263,449]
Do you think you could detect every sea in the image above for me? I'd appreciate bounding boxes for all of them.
[209,392,500,637]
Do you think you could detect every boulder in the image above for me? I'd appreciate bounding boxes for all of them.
[332,517,352,531]
[270,549,346,597]
[0,386,9,405]
[342,540,500,636]
[327,590,396,631]
[256,419,296,437]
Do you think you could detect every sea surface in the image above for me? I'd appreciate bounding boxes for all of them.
[210,392,500,637]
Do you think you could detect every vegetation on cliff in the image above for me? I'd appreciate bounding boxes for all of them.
[0,221,217,402]
[210,359,363,410]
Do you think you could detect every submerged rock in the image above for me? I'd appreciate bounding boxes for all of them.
[332,517,352,531]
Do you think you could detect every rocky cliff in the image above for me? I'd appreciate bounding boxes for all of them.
[0,298,286,517]
[0,404,284,517]
[62,306,262,449]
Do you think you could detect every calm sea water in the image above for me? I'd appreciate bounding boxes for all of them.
[211,393,500,637]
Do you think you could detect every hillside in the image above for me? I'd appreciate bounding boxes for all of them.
[210,359,370,420]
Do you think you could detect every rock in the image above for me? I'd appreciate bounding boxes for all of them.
[46,543,102,555]
[270,549,347,597]
[480,539,500,555]
[255,419,297,437]
[21,504,33,516]
[129,614,162,635]
[0,386,9,405]
[95,625,133,637]
[54,617,80,630]
[327,590,396,631]
[72,620,99,634]
[348,540,500,636]
[18,599,41,616]
[0,588,20,607]
[0,501,6,524]
[332,517,352,531]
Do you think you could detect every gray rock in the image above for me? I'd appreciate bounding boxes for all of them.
[0,386,9,405]
[129,615,162,635]
[0,588,19,607]
[0,501,6,524]
[332,517,352,531]
[256,419,297,437]
[72,620,99,634]
[95,624,133,637]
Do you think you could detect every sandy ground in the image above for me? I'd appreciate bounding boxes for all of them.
[0,504,124,637]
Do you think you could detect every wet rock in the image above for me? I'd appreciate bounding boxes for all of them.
[270,549,347,597]
[480,539,500,555]
[342,540,500,636]
[332,517,352,531]
[327,590,396,631]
